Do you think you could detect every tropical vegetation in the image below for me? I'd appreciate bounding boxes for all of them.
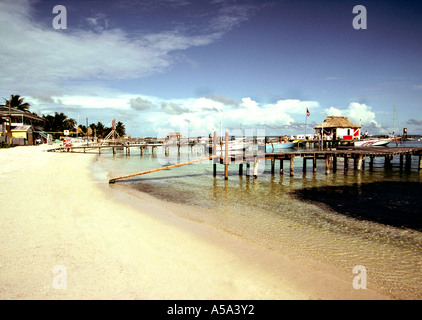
[2,94,127,140]
[4,94,30,111]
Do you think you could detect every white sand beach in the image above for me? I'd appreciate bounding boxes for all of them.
[0,145,391,300]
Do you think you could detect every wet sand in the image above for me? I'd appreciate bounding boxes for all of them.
[0,145,391,299]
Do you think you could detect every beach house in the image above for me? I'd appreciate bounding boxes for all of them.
[0,105,44,145]
[314,116,361,141]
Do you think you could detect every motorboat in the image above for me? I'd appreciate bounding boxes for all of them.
[354,139,392,147]
[266,141,298,151]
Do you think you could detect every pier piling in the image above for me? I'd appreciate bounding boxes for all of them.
[290,156,295,176]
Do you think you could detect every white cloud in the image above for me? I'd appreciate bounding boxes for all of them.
[32,92,320,137]
[0,0,222,96]
[153,97,320,136]
[324,102,385,133]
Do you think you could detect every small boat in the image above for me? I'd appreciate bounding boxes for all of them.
[210,140,247,153]
[266,141,298,151]
[354,139,392,147]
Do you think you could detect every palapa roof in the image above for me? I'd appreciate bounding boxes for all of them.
[314,116,361,129]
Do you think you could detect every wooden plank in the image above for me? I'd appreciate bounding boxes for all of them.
[109,155,214,183]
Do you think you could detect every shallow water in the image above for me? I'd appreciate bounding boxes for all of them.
[97,141,422,299]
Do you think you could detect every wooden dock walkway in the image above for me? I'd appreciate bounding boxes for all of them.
[105,135,422,183]
[256,146,422,176]
[46,143,163,155]
[107,145,422,183]
[45,133,422,183]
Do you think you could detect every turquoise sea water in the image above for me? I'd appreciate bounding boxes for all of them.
[96,141,422,299]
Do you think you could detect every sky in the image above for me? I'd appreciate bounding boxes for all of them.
[1,0,422,137]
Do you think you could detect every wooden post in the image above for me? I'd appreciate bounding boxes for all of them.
[313,157,317,173]
[332,155,337,172]
[213,131,217,177]
[357,154,363,170]
[419,155,422,170]
[400,154,404,169]
[224,132,229,180]
[253,157,259,178]
[405,154,411,170]
[344,155,348,171]
[369,155,374,170]
[239,163,243,175]
[280,159,284,174]
[271,158,275,174]
[385,156,391,169]
[325,156,330,174]
[290,156,295,176]
[303,157,307,173]
[246,162,251,176]
[177,135,181,155]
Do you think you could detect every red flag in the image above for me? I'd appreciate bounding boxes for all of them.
[112,119,116,130]
[306,108,310,116]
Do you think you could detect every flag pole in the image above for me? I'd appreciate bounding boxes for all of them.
[305,108,309,138]
[305,110,307,137]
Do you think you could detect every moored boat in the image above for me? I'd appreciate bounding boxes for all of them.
[210,140,247,153]
[354,139,392,147]
[266,141,298,151]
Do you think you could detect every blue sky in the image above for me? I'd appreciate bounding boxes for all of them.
[1,0,421,137]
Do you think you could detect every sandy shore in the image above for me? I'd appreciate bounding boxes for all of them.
[0,145,391,300]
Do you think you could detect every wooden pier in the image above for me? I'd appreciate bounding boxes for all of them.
[47,143,163,155]
[107,145,422,183]
[107,134,422,183]
[45,134,422,183]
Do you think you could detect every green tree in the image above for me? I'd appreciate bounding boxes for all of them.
[64,118,77,131]
[42,112,77,139]
[115,121,126,137]
[5,94,30,111]
[78,124,87,135]
[95,122,105,138]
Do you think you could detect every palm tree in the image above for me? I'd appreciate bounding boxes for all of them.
[42,112,77,139]
[64,118,77,131]
[5,94,30,111]
[115,121,126,137]
[95,122,106,138]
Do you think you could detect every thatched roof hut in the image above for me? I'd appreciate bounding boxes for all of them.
[314,116,361,129]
